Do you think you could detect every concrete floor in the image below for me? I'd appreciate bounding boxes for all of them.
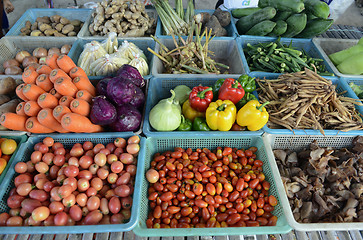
[6,0,363,30]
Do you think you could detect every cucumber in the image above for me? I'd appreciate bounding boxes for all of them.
[232,7,261,18]
[258,0,305,13]
[306,12,318,21]
[304,0,330,19]
[296,18,333,38]
[273,11,292,21]
[246,20,276,36]
[282,13,307,37]
[267,20,288,36]
[236,7,276,34]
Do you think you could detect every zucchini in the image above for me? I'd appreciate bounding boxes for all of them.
[273,11,292,21]
[296,18,333,38]
[258,0,305,13]
[267,20,288,36]
[246,20,276,36]
[236,7,276,34]
[282,13,307,37]
[304,0,330,19]
[232,7,261,18]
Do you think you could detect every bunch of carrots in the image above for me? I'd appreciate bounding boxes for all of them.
[0,53,103,133]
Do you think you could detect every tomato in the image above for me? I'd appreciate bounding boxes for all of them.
[78,170,92,180]
[68,157,79,167]
[126,143,139,155]
[145,169,159,183]
[17,182,33,196]
[35,162,49,174]
[6,216,23,226]
[87,196,101,211]
[121,196,132,209]
[114,138,126,148]
[110,213,125,224]
[127,135,140,144]
[31,151,42,164]
[86,187,97,197]
[63,177,77,192]
[54,147,66,156]
[43,181,55,193]
[1,138,17,155]
[107,173,118,184]
[83,141,93,151]
[49,201,65,214]
[50,187,62,201]
[100,198,109,215]
[54,212,68,226]
[78,178,90,192]
[42,137,54,147]
[69,205,82,221]
[0,213,10,226]
[53,155,66,167]
[109,196,121,214]
[32,206,50,221]
[64,165,79,178]
[268,195,278,207]
[14,162,27,174]
[26,161,35,173]
[110,161,123,174]
[62,194,76,207]
[38,144,49,154]
[79,155,93,169]
[115,185,130,197]
[120,153,134,165]
[76,193,88,207]
[70,146,84,157]
[93,144,105,154]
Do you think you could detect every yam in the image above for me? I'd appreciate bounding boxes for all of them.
[0,77,17,95]
[0,99,21,116]
[62,24,74,34]
[50,15,62,23]
[0,95,11,105]
[213,8,231,27]
[205,15,227,36]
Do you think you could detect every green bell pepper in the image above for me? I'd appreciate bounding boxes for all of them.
[192,117,211,131]
[177,115,193,131]
[213,78,226,100]
[236,92,258,109]
[238,74,256,93]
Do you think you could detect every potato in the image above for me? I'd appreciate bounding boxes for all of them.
[0,77,17,95]
[25,21,32,29]
[54,32,66,37]
[71,19,82,27]
[22,56,38,68]
[50,15,62,23]
[60,17,70,25]
[0,99,21,116]
[67,31,77,37]
[30,30,42,36]
[5,66,22,75]
[38,23,52,32]
[55,23,64,32]
[48,47,61,56]
[62,24,74,34]
[44,29,57,36]
[31,22,38,31]
[15,51,31,63]
[61,45,71,55]
[3,59,20,69]
[0,95,11,106]
[32,47,48,58]
[21,27,29,33]
[36,16,50,24]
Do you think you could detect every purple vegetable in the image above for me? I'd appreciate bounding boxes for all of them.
[90,96,117,125]
[129,87,145,109]
[109,104,142,132]
[115,64,145,88]
[96,77,112,96]
[107,78,137,105]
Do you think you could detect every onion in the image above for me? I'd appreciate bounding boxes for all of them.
[22,56,38,68]
[5,66,22,75]
[15,51,31,64]
[3,59,20,69]
[33,48,48,58]
[61,45,71,55]
[48,47,61,56]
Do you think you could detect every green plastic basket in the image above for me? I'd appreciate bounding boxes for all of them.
[133,135,292,237]
[0,134,28,185]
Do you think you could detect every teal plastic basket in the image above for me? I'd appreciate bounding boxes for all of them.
[143,76,263,137]
[0,133,145,234]
[342,77,363,114]
[0,134,28,185]
[133,135,292,237]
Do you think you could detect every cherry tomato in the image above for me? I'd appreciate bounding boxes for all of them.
[43,137,54,147]
[49,201,64,214]
[54,212,68,226]
[114,138,126,148]
[87,196,101,211]
[32,206,50,221]
[15,162,27,174]
[64,165,79,178]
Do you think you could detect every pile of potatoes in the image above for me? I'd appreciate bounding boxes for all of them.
[0,77,22,130]
[2,45,72,75]
[20,15,84,37]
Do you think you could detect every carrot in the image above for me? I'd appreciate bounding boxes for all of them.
[69,67,88,79]
[0,113,27,131]
[35,74,53,92]
[16,84,29,101]
[61,113,103,133]
[24,65,37,72]
[59,96,74,107]
[53,105,71,122]
[22,84,46,101]
[49,69,71,83]
[24,101,42,117]
[54,77,78,97]
[22,69,39,84]
[16,102,27,116]
[25,117,54,133]
[45,53,59,69]
[72,76,96,96]
[36,65,53,75]
[37,93,58,109]
[70,99,91,116]
[56,55,76,74]
[76,89,93,102]
[49,88,62,99]
[37,108,69,133]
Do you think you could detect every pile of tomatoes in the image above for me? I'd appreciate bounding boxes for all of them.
[145,146,278,228]
[0,135,140,227]
[0,138,18,175]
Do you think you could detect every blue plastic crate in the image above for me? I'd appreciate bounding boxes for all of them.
[133,135,292,237]
[6,8,92,38]
[341,77,363,114]
[67,38,155,81]
[237,36,335,78]
[0,133,145,234]
[155,9,238,39]
[252,73,363,135]
[143,76,263,137]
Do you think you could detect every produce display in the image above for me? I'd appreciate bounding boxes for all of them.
[88,0,156,37]
[257,69,363,134]
[0,138,18,175]
[273,136,363,223]
[77,35,149,76]
[234,0,333,38]
[20,16,84,37]
[1,45,71,76]
[145,146,279,228]
[0,77,22,130]
[244,38,332,75]
[328,37,363,75]
[349,82,363,99]
[149,75,266,132]
[0,135,140,226]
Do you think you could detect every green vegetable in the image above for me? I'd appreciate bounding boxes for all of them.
[282,13,307,37]
[173,85,191,105]
[149,89,182,131]
[192,117,211,131]
[267,20,287,37]
[304,0,330,19]
[238,74,256,93]
[273,11,292,21]
[235,92,258,109]
[349,82,363,96]
[246,20,276,36]
[232,7,261,18]
[258,0,305,13]
[337,52,363,75]
[329,38,363,66]
[236,7,276,34]
[296,18,333,38]
[213,78,226,99]
[177,115,192,131]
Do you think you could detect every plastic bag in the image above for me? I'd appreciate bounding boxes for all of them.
[78,41,108,75]
[116,40,147,61]
[321,0,354,20]
[129,53,149,76]
[90,53,129,76]
[219,0,258,10]
[101,32,118,54]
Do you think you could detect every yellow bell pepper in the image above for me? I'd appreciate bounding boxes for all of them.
[206,99,236,131]
[236,100,269,131]
[182,99,205,122]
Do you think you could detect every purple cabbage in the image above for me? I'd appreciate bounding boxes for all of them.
[96,77,112,96]
[115,64,145,88]
[107,78,137,105]
[129,87,145,109]
[109,104,142,132]
[90,96,117,125]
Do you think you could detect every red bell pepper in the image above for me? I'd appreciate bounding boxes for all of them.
[189,86,213,112]
[218,78,245,104]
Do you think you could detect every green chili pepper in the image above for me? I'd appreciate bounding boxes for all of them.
[235,92,258,109]
[177,115,192,131]
[192,117,211,131]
